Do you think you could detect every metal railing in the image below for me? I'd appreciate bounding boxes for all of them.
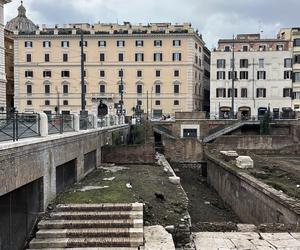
[80,114,94,130]
[0,113,40,142]
[48,114,75,134]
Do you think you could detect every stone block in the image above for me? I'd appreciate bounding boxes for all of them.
[236,156,254,169]
[169,176,180,185]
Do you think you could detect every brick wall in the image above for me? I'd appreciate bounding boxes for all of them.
[102,143,156,164]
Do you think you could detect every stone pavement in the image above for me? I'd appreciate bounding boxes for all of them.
[194,232,300,250]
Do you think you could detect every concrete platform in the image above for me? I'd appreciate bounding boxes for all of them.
[144,226,175,250]
[194,232,300,250]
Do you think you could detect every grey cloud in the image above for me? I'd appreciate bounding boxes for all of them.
[4,0,300,47]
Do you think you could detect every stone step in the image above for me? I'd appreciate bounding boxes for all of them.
[50,211,143,220]
[29,237,144,248]
[36,228,144,239]
[30,248,139,250]
[38,219,143,229]
[56,203,143,212]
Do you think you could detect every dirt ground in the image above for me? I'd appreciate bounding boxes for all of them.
[171,164,240,232]
[55,164,188,227]
[249,154,300,199]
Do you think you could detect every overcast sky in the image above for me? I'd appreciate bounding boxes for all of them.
[4,0,300,48]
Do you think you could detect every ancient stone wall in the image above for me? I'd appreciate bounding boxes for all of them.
[102,143,156,164]
[205,152,300,225]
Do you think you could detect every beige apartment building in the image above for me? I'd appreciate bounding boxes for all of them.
[7,3,209,117]
[278,28,300,110]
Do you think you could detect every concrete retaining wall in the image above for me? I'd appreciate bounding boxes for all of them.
[0,125,129,210]
[206,151,300,225]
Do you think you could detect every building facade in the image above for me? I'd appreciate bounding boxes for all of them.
[8,4,208,117]
[278,28,300,110]
[5,29,14,111]
[0,0,11,111]
[210,34,293,119]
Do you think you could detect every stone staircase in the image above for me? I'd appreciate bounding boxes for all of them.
[29,203,144,249]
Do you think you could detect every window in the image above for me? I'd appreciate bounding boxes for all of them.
[26,54,32,62]
[224,46,231,52]
[216,88,226,98]
[240,59,249,68]
[195,55,198,64]
[79,41,88,47]
[155,85,161,94]
[284,71,292,79]
[241,88,248,98]
[45,100,50,106]
[45,54,50,62]
[242,45,248,51]
[283,88,292,97]
[137,70,142,77]
[118,70,124,77]
[173,40,181,46]
[228,88,238,98]
[117,40,125,47]
[240,71,249,80]
[293,39,300,47]
[172,53,182,61]
[217,59,226,68]
[154,53,163,62]
[100,84,105,94]
[259,58,264,68]
[294,72,300,82]
[63,100,68,106]
[174,100,179,106]
[174,84,180,94]
[259,45,266,51]
[27,100,32,105]
[174,70,179,77]
[43,70,51,78]
[61,71,70,77]
[217,71,225,80]
[155,100,161,105]
[294,55,300,64]
[284,58,292,68]
[156,70,161,77]
[98,40,106,47]
[137,84,143,94]
[26,85,32,94]
[195,43,198,49]
[83,53,86,62]
[276,44,283,51]
[135,53,144,62]
[25,41,33,48]
[63,84,68,94]
[136,40,144,47]
[256,88,266,98]
[25,70,33,78]
[137,100,142,106]
[43,41,51,48]
[154,40,162,47]
[44,84,50,94]
[257,71,266,80]
[63,53,68,62]
[61,41,69,48]
[100,53,105,62]
[83,84,87,94]
[228,71,237,80]
[100,70,105,77]
[118,53,124,62]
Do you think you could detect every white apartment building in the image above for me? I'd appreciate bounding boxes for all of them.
[210,34,293,119]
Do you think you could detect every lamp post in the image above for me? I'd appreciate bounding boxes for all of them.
[80,29,87,129]
[119,68,124,123]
